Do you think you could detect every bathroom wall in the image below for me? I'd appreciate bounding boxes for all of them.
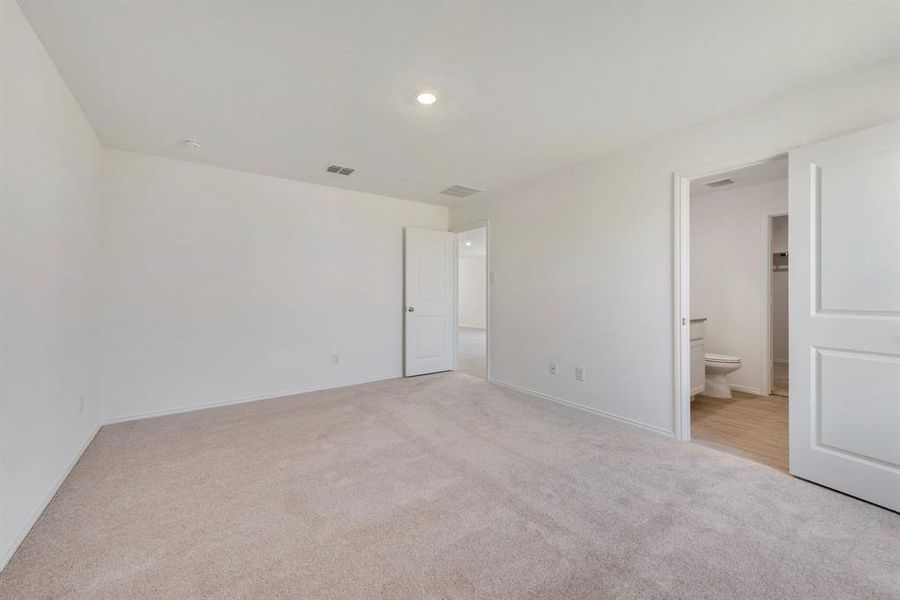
[771,216,789,364]
[691,178,788,394]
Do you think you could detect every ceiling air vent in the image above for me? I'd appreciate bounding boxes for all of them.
[705,178,735,188]
[325,164,355,176]
[440,185,482,198]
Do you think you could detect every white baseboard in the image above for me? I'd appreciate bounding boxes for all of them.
[0,422,101,573]
[458,324,486,330]
[102,373,400,425]
[488,378,673,438]
[730,384,767,396]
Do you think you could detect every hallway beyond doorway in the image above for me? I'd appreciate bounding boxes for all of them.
[457,327,486,379]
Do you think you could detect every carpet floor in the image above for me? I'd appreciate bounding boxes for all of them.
[1,373,898,599]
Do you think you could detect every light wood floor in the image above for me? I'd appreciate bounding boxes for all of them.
[691,391,788,472]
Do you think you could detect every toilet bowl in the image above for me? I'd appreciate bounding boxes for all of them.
[704,353,742,398]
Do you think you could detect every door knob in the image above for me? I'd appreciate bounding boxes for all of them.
[407,306,415,312]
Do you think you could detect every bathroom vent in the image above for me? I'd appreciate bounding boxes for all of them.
[705,178,735,188]
[440,185,482,198]
[325,164,356,176]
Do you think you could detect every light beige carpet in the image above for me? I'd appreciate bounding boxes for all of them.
[1,373,898,599]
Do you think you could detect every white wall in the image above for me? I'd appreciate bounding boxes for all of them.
[99,149,447,422]
[0,1,102,567]
[771,216,789,364]
[449,59,900,434]
[0,2,447,566]
[459,256,487,328]
[771,214,788,254]
[691,179,787,394]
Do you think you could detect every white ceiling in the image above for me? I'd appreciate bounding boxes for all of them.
[458,227,486,258]
[19,1,900,206]
[691,155,788,197]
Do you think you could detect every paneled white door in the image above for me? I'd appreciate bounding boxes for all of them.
[404,227,455,376]
[789,121,900,511]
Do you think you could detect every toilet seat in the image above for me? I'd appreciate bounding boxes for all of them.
[705,353,741,364]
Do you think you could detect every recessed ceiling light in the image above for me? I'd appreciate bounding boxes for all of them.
[183,139,203,149]
[465,241,472,247]
[416,91,437,105]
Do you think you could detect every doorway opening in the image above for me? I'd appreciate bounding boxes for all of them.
[675,122,899,510]
[455,225,488,379]
[676,155,790,472]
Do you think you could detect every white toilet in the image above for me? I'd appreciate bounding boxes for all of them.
[704,353,742,398]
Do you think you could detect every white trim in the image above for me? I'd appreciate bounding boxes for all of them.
[672,174,691,441]
[102,373,400,425]
[672,147,793,442]
[452,220,491,381]
[730,384,767,397]
[0,423,101,572]
[489,377,674,438]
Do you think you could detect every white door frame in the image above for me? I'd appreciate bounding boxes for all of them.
[764,211,789,396]
[672,148,793,441]
[452,220,491,380]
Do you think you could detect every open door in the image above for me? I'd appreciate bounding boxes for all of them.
[789,121,900,511]
[404,227,455,376]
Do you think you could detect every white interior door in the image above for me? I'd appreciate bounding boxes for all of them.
[404,227,455,376]
[789,121,900,512]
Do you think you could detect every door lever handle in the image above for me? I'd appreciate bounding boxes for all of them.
[406,306,415,312]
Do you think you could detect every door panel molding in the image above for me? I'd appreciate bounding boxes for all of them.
[790,121,900,512]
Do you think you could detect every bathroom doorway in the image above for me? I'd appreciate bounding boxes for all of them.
[674,123,899,509]
[678,156,790,472]
[455,224,488,379]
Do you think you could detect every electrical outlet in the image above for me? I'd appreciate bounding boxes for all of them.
[79,396,85,414]
[331,353,339,365]
[575,367,585,382]
[549,362,558,375]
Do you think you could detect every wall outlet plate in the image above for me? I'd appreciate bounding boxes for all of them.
[575,367,585,382]
[331,353,339,365]
[549,362,558,375]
